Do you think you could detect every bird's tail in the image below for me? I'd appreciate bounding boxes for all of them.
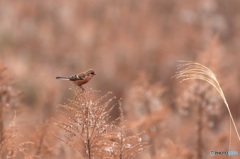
[56,76,70,80]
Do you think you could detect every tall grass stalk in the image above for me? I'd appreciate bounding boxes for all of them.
[175,61,240,141]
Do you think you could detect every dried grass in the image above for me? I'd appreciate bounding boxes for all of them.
[175,61,240,142]
[54,86,146,159]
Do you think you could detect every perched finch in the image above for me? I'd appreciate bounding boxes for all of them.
[56,69,96,90]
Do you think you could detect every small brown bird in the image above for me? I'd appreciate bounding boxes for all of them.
[56,69,96,90]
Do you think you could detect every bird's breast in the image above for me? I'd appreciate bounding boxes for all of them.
[74,76,91,86]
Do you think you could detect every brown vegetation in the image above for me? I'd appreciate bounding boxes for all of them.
[1,0,240,158]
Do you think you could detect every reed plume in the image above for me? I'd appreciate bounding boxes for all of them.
[175,61,240,141]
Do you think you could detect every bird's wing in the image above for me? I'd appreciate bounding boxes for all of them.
[69,74,84,81]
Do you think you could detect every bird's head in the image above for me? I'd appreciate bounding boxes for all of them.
[86,69,96,77]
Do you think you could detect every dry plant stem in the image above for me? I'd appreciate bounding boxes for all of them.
[0,102,4,158]
[175,61,240,142]
[0,100,3,143]
[197,102,203,159]
[86,105,91,159]
[35,123,48,157]
[119,106,124,159]
[81,94,92,159]
[36,131,45,156]
[142,98,156,156]
[229,117,232,159]
[0,68,4,144]
[197,89,210,159]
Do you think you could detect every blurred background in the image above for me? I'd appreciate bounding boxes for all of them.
[0,0,240,158]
